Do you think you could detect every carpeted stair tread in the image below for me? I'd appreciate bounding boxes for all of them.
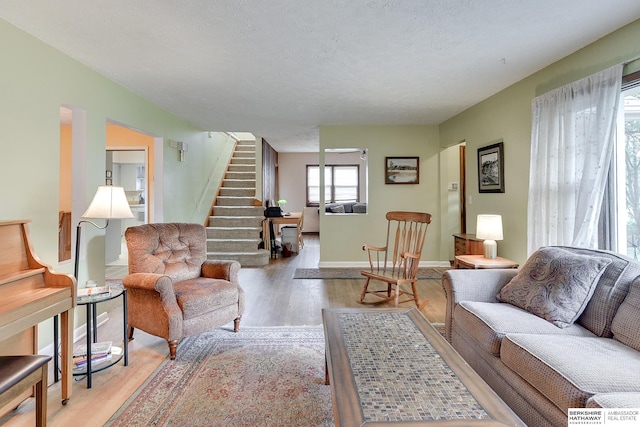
[206,140,267,266]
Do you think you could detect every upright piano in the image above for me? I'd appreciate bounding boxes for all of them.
[0,219,75,413]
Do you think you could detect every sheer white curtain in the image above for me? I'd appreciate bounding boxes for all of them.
[527,64,622,254]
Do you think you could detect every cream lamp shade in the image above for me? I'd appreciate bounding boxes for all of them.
[75,186,134,279]
[82,185,134,219]
[476,214,503,259]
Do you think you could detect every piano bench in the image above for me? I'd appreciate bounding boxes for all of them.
[0,355,51,427]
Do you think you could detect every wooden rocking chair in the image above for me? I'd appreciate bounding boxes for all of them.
[359,211,432,309]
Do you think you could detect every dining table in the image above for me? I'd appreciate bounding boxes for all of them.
[262,212,302,255]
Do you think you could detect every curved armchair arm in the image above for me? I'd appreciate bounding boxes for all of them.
[442,269,517,304]
[442,269,518,342]
[123,273,176,299]
[122,273,183,341]
[362,245,388,271]
[400,252,421,278]
[362,245,386,252]
[201,260,241,285]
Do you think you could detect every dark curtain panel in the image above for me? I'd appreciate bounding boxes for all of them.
[262,138,278,207]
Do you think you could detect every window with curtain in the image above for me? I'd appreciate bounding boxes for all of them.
[306,164,359,206]
[609,70,640,258]
[527,64,623,255]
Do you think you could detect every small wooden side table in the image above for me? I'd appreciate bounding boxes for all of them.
[454,255,519,269]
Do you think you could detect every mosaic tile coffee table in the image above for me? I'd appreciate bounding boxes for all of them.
[322,307,525,426]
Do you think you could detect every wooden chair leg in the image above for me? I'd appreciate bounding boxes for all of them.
[127,325,135,341]
[394,283,401,306]
[233,316,241,332]
[410,281,430,310]
[35,363,48,427]
[359,278,372,303]
[360,278,398,305]
[168,340,179,360]
[417,299,430,310]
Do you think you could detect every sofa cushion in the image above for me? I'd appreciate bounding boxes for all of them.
[501,334,640,414]
[612,277,640,351]
[174,278,239,320]
[555,246,640,337]
[343,202,356,213]
[326,202,359,213]
[586,392,640,408]
[454,301,595,356]
[352,203,367,213]
[497,247,611,328]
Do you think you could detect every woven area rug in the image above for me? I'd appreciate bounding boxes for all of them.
[106,326,333,427]
[293,266,448,280]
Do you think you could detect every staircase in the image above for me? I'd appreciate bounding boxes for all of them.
[206,140,269,266]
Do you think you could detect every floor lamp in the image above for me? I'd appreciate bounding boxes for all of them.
[74,185,134,280]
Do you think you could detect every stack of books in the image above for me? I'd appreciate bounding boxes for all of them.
[77,285,111,300]
[73,341,113,367]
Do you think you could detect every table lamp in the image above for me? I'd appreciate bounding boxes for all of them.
[74,185,134,278]
[476,214,503,259]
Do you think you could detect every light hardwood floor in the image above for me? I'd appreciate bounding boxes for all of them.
[1,234,446,427]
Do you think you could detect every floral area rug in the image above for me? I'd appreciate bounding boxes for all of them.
[106,326,333,427]
[293,267,448,280]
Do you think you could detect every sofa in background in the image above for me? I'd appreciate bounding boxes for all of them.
[443,246,640,427]
[325,201,367,214]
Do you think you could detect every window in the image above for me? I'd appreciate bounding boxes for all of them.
[306,164,359,206]
[612,71,640,258]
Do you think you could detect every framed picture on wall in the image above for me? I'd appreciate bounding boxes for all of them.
[385,157,419,184]
[477,141,504,193]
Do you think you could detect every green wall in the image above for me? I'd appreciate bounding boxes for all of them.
[0,18,233,348]
[318,125,444,266]
[440,19,640,265]
[318,20,640,267]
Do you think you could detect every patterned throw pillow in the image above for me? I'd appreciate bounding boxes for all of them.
[329,204,345,213]
[611,278,640,351]
[497,247,611,328]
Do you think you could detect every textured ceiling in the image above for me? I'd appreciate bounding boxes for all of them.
[2,1,640,152]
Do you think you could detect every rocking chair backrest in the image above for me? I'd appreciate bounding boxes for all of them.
[383,211,432,277]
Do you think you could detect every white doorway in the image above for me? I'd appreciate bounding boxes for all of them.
[105,149,148,267]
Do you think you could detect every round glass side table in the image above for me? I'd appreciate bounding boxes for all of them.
[73,285,128,388]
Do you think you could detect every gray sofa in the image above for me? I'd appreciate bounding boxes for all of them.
[443,246,640,427]
[325,201,367,213]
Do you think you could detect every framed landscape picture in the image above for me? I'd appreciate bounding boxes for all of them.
[385,157,419,184]
[477,141,504,193]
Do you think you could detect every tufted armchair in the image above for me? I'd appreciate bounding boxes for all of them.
[123,223,245,360]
